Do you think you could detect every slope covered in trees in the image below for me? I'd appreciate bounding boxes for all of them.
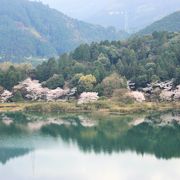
[1,31,180,98]
[0,0,128,62]
[139,11,180,35]
[34,31,180,93]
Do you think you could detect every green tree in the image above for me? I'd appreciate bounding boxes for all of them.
[70,73,83,87]
[102,73,127,96]
[72,44,91,61]
[36,58,58,82]
[77,74,96,93]
[43,74,65,89]
[175,68,180,85]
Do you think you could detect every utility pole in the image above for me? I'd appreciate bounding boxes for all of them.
[124,11,129,33]
[121,10,129,33]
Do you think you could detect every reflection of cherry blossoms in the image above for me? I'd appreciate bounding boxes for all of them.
[2,115,13,125]
[78,115,97,127]
[27,116,97,131]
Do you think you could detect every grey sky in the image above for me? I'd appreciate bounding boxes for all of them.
[32,0,180,19]
[32,0,180,31]
[33,0,121,19]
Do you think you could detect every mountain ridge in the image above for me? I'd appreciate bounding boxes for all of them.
[0,0,128,62]
[138,11,180,35]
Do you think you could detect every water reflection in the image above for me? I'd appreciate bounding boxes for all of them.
[0,111,179,164]
[0,148,31,164]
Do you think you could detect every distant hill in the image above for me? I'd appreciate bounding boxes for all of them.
[0,0,128,62]
[85,0,180,32]
[138,11,180,35]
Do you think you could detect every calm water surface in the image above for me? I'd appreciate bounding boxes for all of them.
[0,111,180,180]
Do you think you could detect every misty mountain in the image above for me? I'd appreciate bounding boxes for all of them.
[138,11,180,35]
[0,0,128,61]
[85,0,180,33]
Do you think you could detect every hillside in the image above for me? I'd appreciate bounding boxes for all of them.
[1,31,180,94]
[0,0,128,62]
[138,11,180,35]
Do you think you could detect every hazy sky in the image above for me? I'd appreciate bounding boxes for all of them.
[33,0,180,20]
[33,0,122,19]
[32,0,180,31]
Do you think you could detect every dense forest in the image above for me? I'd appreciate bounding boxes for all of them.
[0,31,180,98]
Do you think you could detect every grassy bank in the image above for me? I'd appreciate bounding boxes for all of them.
[0,100,180,114]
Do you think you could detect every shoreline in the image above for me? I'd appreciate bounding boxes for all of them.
[0,100,179,114]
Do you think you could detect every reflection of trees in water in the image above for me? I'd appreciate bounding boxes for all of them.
[0,148,31,164]
[0,111,180,160]
[41,114,180,159]
[122,123,180,159]
[0,112,39,165]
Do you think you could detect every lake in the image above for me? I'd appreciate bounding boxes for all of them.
[0,111,180,180]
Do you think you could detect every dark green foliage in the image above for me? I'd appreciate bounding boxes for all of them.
[43,74,65,89]
[72,44,91,61]
[94,84,104,96]
[35,58,58,82]
[0,66,27,90]
[69,73,83,88]
[175,68,180,85]
[32,31,180,91]
[10,91,24,102]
